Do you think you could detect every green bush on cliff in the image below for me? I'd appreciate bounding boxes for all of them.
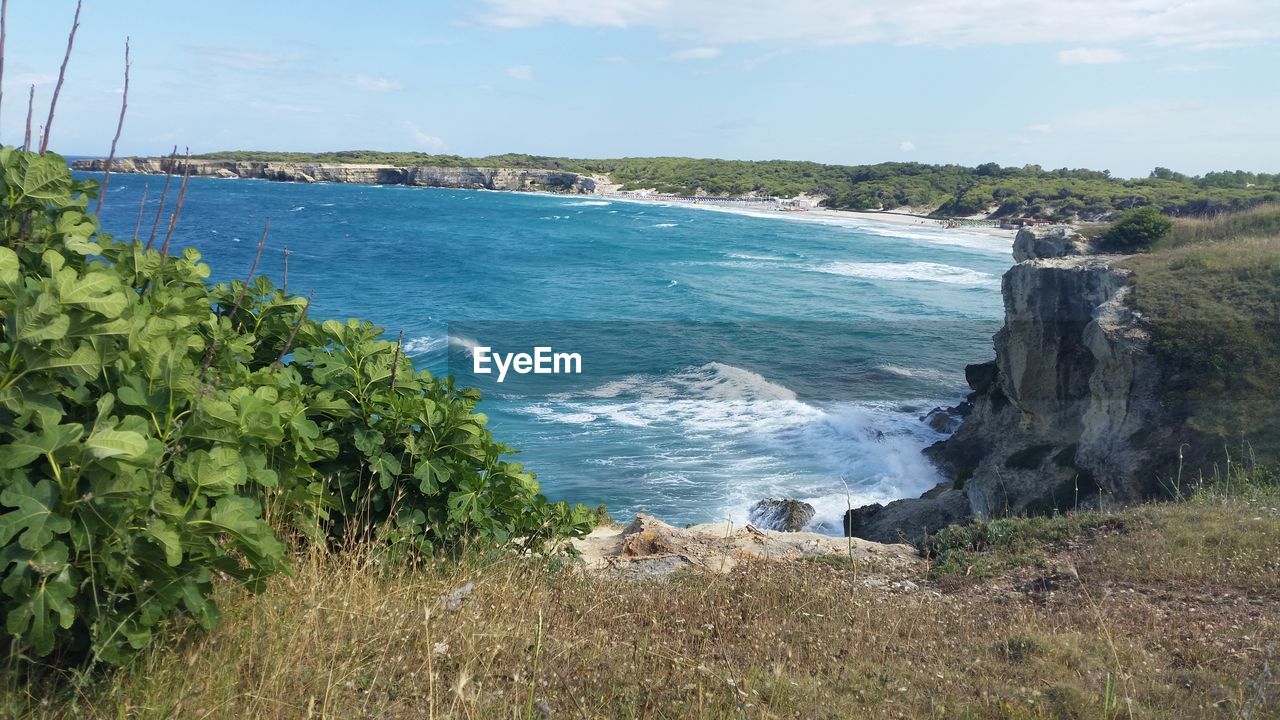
[1102,206,1173,251]
[0,147,594,667]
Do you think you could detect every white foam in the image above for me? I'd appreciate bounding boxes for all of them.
[652,222,678,228]
[876,364,964,384]
[812,261,998,287]
[563,200,611,207]
[404,335,447,355]
[520,362,949,531]
[726,252,789,261]
[290,206,305,212]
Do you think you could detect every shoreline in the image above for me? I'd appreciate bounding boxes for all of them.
[586,191,1018,240]
[72,159,1018,242]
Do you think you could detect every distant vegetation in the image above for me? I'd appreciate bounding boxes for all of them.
[1121,203,1280,463]
[195,150,1280,220]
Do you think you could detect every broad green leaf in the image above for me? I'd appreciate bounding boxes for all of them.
[6,571,76,657]
[0,477,72,550]
[146,519,183,566]
[16,153,73,203]
[84,429,149,460]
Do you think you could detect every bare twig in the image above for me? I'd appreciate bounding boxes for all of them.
[282,246,290,293]
[274,292,314,370]
[131,183,148,241]
[158,149,193,263]
[390,329,403,390]
[0,0,8,132]
[40,0,81,155]
[22,85,33,151]
[96,38,131,215]
[230,219,270,326]
[146,146,179,250]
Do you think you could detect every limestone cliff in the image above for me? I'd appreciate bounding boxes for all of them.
[847,228,1172,543]
[71,158,598,194]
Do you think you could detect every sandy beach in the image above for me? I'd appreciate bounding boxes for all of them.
[590,191,1018,241]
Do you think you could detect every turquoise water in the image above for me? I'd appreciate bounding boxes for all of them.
[84,173,1012,530]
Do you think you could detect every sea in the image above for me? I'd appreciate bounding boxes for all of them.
[82,172,1012,532]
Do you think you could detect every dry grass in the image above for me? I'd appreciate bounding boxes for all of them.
[5,485,1278,719]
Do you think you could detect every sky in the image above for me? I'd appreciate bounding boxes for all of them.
[3,0,1278,177]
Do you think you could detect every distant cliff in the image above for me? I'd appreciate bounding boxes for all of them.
[71,157,599,194]
[847,228,1175,543]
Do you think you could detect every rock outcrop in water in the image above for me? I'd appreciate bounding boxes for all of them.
[71,158,599,194]
[748,498,816,532]
[846,227,1171,544]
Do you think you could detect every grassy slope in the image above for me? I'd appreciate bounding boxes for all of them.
[6,479,1277,719]
[1120,204,1280,463]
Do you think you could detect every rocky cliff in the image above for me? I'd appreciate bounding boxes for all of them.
[71,158,598,194]
[847,227,1172,543]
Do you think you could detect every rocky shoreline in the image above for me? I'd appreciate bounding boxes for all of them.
[71,157,602,194]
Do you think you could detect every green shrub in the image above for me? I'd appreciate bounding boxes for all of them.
[0,148,594,666]
[1103,206,1173,251]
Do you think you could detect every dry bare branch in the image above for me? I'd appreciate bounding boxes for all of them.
[96,38,131,215]
[146,146,179,250]
[158,149,193,263]
[40,0,81,155]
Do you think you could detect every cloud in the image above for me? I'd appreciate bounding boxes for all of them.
[7,73,57,87]
[670,47,722,61]
[194,47,298,71]
[504,64,534,80]
[899,140,916,152]
[477,0,1279,49]
[347,74,404,92]
[604,55,629,64]
[1162,62,1227,73]
[1029,123,1052,133]
[401,121,446,149]
[1057,47,1128,65]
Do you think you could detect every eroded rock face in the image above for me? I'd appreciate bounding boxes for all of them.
[71,158,597,193]
[747,498,816,532]
[1012,226,1086,263]
[847,227,1170,542]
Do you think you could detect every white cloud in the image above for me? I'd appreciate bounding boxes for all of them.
[505,64,534,80]
[194,47,298,71]
[1057,47,1128,65]
[899,140,916,152]
[401,121,446,149]
[347,74,405,92]
[670,46,722,61]
[477,0,1279,49]
[8,73,57,87]
[1029,123,1052,133]
[604,55,629,64]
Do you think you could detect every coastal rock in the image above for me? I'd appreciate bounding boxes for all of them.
[843,489,970,545]
[747,498,816,532]
[571,514,916,579]
[848,227,1170,543]
[70,158,598,194]
[921,407,961,434]
[1012,226,1085,263]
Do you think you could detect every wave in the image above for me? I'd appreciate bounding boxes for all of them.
[811,261,998,287]
[563,200,611,207]
[290,206,305,212]
[875,364,964,384]
[404,335,447,356]
[652,222,678,228]
[518,362,946,528]
[726,252,789,261]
